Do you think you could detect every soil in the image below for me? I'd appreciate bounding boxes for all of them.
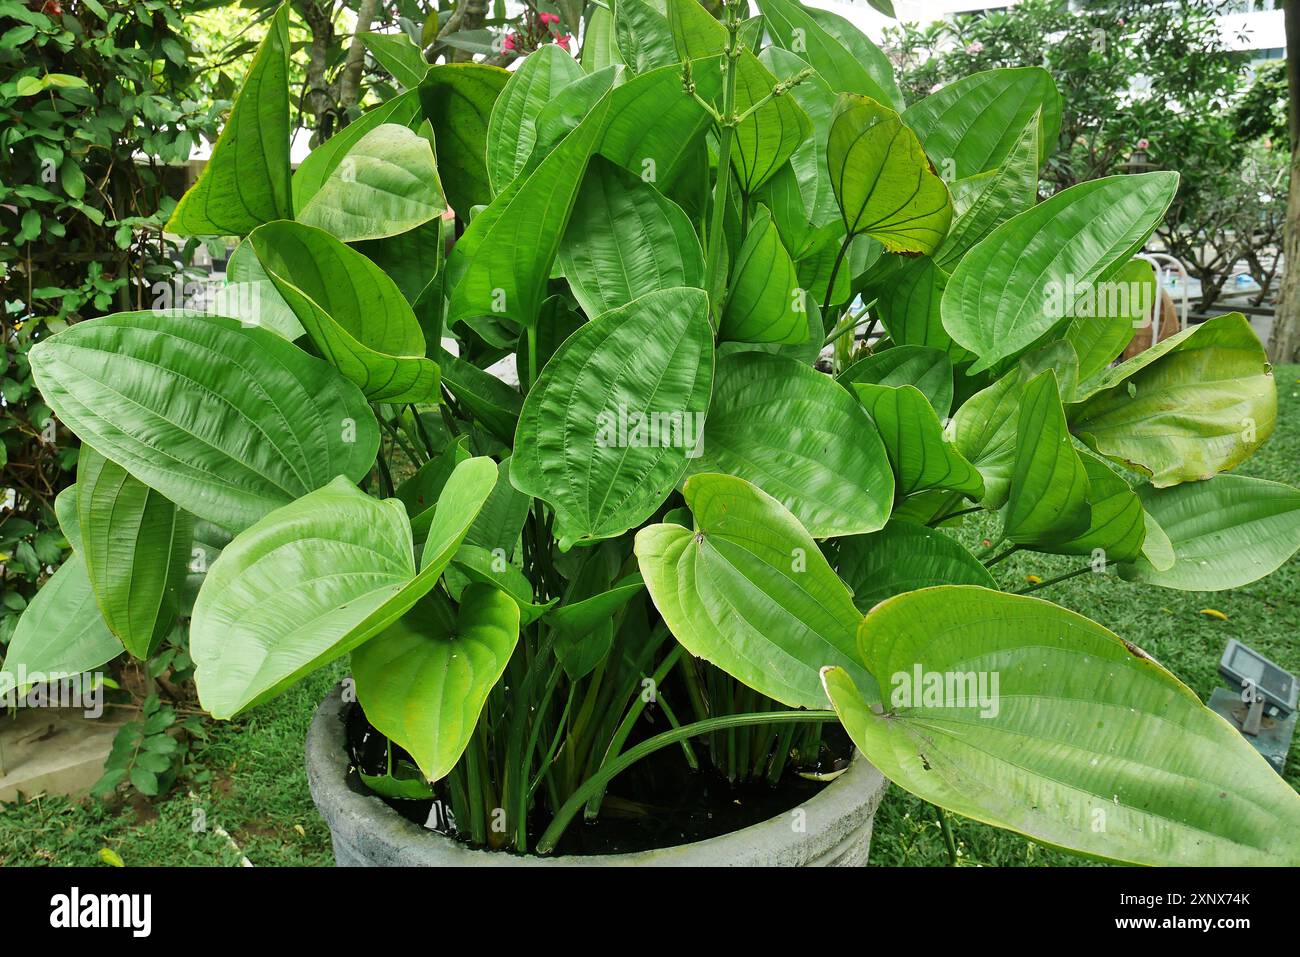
[342,702,851,857]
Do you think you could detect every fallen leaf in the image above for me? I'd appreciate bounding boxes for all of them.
[1198,608,1228,621]
[98,847,124,867]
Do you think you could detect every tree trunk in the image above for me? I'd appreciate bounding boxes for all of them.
[1267,0,1300,364]
[338,0,380,111]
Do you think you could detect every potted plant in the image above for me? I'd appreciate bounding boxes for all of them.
[9,0,1300,866]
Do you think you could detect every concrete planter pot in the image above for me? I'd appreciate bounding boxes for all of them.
[306,683,890,867]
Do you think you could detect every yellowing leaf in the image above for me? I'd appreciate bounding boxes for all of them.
[1199,608,1228,621]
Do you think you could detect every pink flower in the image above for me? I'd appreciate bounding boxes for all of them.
[539,11,559,25]
[967,41,984,54]
[555,33,572,51]
[1136,137,1149,150]
[502,32,516,50]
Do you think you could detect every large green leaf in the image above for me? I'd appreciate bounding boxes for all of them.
[192,461,496,718]
[464,456,531,556]
[352,585,520,781]
[418,63,510,215]
[720,206,807,344]
[823,586,1300,866]
[828,93,952,255]
[942,172,1178,375]
[0,555,122,696]
[247,221,438,402]
[292,90,425,213]
[636,473,875,708]
[690,352,893,537]
[487,45,586,194]
[557,156,705,319]
[1119,475,1300,590]
[28,311,378,533]
[77,445,193,659]
[757,0,902,110]
[931,113,1039,270]
[360,31,429,88]
[1069,313,1275,485]
[295,124,445,242]
[902,67,1060,176]
[1002,371,1090,545]
[831,520,995,612]
[838,345,953,419]
[445,93,612,328]
[853,383,982,499]
[511,288,714,550]
[165,4,290,236]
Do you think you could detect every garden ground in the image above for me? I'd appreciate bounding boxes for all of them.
[2,365,1298,868]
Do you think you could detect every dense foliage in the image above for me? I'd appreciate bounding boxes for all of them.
[887,0,1279,313]
[0,0,228,648]
[7,0,1300,864]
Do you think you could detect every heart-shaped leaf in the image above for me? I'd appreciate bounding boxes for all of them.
[691,352,893,537]
[511,288,714,550]
[295,124,445,242]
[293,89,425,212]
[823,586,1300,866]
[828,93,953,255]
[360,31,429,88]
[248,221,439,402]
[192,460,496,718]
[29,312,379,533]
[352,585,520,781]
[636,472,875,709]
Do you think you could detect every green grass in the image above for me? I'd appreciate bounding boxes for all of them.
[2,368,1298,867]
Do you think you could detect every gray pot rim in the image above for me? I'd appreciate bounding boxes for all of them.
[306,682,889,866]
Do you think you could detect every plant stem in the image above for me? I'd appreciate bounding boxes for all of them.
[536,710,834,855]
[928,504,985,526]
[982,544,1020,567]
[1015,565,1092,594]
[936,805,958,866]
[702,9,741,322]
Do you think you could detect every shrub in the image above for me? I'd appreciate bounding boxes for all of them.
[9,0,1300,863]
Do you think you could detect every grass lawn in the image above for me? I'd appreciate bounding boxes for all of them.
[2,366,1297,868]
